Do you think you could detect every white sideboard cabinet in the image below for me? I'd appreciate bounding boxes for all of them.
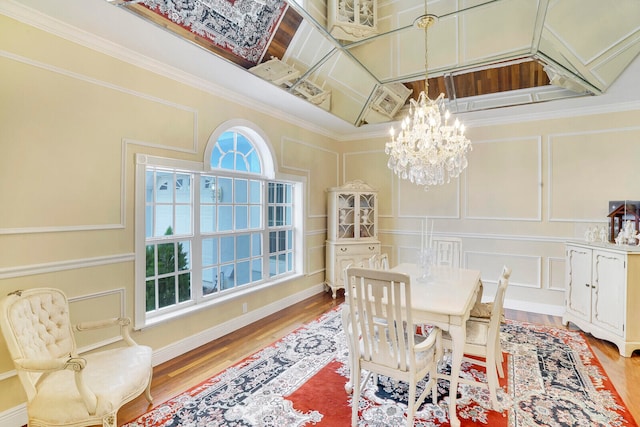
[564,241,640,356]
[325,180,380,298]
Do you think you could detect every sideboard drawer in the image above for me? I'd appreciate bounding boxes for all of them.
[334,243,380,255]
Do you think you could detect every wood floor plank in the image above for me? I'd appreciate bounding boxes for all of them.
[117,292,639,425]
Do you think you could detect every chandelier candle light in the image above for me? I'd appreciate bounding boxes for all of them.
[385,6,472,189]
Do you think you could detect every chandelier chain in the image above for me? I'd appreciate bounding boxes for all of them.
[424,0,428,92]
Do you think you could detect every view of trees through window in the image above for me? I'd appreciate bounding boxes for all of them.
[145,226,190,312]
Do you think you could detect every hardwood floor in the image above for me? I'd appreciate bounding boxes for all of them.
[117,291,640,425]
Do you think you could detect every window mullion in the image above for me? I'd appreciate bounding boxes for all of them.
[262,182,269,280]
[192,174,203,302]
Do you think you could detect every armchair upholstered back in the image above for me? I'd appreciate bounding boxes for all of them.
[0,288,153,427]
[3,290,76,399]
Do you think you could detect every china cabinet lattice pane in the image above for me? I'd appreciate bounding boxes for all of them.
[337,193,355,238]
[359,193,375,238]
[325,180,380,298]
[328,0,378,42]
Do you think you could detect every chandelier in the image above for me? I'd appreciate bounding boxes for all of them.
[385,7,471,189]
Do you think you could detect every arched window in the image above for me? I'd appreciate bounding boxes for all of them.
[135,122,301,329]
[209,131,261,173]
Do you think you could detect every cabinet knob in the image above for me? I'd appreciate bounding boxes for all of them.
[585,283,590,288]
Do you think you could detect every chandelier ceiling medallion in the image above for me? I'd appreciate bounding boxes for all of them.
[385,2,472,190]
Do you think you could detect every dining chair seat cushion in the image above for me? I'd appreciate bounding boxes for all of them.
[469,280,505,323]
[470,301,493,319]
[28,344,152,425]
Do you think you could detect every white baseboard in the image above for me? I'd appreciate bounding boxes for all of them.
[0,283,328,426]
[504,298,565,317]
[0,403,26,427]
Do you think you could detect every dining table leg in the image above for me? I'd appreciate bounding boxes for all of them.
[447,324,465,427]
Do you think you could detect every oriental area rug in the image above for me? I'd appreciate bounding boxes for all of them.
[126,0,288,64]
[123,306,637,427]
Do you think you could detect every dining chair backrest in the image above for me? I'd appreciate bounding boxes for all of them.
[487,266,511,347]
[368,252,390,270]
[453,265,511,410]
[345,267,415,371]
[344,267,441,426]
[430,237,462,267]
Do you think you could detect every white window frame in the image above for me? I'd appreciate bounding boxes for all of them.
[134,122,304,329]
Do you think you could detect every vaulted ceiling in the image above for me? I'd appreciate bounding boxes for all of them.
[7,0,640,137]
[112,0,640,128]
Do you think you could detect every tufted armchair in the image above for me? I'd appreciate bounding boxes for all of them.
[0,288,153,427]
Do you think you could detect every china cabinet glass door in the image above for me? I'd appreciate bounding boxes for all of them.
[328,0,378,42]
[359,193,375,238]
[337,193,355,239]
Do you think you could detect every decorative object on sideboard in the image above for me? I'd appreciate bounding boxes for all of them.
[584,225,608,243]
[614,220,640,246]
[608,200,640,244]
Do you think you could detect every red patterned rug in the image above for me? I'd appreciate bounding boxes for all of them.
[123,306,637,426]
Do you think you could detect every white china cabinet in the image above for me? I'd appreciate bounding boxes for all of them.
[327,0,378,41]
[325,180,380,298]
[564,241,640,356]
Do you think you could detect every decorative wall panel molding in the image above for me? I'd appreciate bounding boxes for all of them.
[343,150,395,217]
[465,136,541,221]
[466,251,541,289]
[0,51,197,234]
[281,137,339,218]
[547,127,640,222]
[547,256,565,292]
[0,254,134,280]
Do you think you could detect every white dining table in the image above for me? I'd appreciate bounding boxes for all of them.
[342,263,481,427]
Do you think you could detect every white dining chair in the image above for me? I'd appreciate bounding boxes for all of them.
[441,266,511,410]
[469,280,507,378]
[341,260,366,394]
[415,237,460,338]
[345,267,442,426]
[368,252,390,270]
[430,236,462,267]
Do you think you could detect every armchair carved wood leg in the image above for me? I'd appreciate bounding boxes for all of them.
[103,413,116,427]
[145,378,154,404]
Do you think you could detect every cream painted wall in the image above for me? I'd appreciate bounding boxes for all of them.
[341,109,640,314]
[2,6,640,421]
[0,15,341,414]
